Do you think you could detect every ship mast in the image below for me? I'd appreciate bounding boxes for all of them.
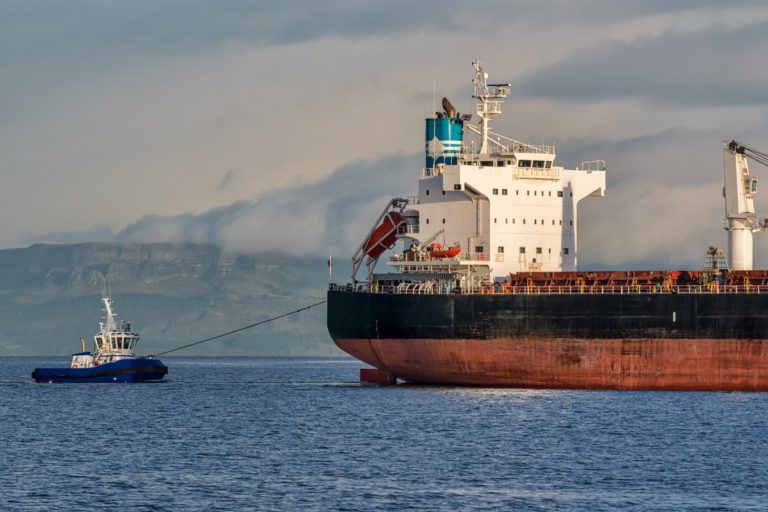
[472,59,510,155]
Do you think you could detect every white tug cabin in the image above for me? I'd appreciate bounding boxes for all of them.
[70,296,141,369]
[377,59,606,286]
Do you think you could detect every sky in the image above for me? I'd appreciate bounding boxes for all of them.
[3,0,768,269]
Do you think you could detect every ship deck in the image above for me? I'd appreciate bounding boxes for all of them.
[333,269,768,296]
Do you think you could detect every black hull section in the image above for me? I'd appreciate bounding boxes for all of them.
[327,290,768,340]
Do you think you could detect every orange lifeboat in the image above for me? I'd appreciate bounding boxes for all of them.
[362,212,404,259]
[427,242,461,259]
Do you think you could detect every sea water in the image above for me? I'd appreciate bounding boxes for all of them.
[1,356,766,511]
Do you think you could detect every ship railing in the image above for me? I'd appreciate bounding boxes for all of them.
[330,282,768,295]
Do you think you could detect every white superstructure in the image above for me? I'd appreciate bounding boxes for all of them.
[385,59,606,283]
[70,295,142,368]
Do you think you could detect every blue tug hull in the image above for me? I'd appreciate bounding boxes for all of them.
[32,358,168,383]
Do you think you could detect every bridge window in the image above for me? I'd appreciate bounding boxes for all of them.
[533,161,545,168]
[519,160,531,167]
[546,161,552,168]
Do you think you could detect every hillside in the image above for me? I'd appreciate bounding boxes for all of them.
[0,243,339,356]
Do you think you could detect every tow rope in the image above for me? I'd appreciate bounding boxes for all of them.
[146,300,327,357]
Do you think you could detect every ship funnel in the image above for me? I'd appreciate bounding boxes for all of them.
[442,97,456,118]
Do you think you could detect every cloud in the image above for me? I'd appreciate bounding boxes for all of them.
[515,21,768,107]
[113,153,416,257]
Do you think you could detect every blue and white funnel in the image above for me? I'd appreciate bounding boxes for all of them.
[425,116,464,170]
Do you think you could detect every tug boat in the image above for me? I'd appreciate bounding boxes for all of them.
[32,295,167,383]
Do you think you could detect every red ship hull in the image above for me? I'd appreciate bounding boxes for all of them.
[335,337,768,390]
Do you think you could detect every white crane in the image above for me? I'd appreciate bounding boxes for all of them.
[723,140,768,270]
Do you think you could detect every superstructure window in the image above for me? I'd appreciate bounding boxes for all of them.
[493,188,498,195]
[426,190,430,195]
[536,247,542,254]
[498,246,504,253]
[564,248,569,255]
[519,247,525,254]
[426,219,430,224]
[475,246,484,253]
[557,191,563,197]
[494,218,497,223]
[454,184,461,190]
[442,218,446,224]
[502,189,508,195]
[516,190,519,195]
[527,191,530,196]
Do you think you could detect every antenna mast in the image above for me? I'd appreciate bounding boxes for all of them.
[472,58,510,155]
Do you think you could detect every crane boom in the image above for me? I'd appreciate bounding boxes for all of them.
[723,140,768,270]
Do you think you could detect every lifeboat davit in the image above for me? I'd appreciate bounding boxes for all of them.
[362,212,404,259]
[427,243,461,259]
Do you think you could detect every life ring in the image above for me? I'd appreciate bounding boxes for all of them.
[72,363,79,368]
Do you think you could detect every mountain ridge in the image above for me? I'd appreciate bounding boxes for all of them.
[0,242,337,356]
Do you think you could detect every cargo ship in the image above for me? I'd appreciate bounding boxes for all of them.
[326,59,768,390]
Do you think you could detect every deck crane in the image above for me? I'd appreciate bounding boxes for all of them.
[723,140,768,270]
